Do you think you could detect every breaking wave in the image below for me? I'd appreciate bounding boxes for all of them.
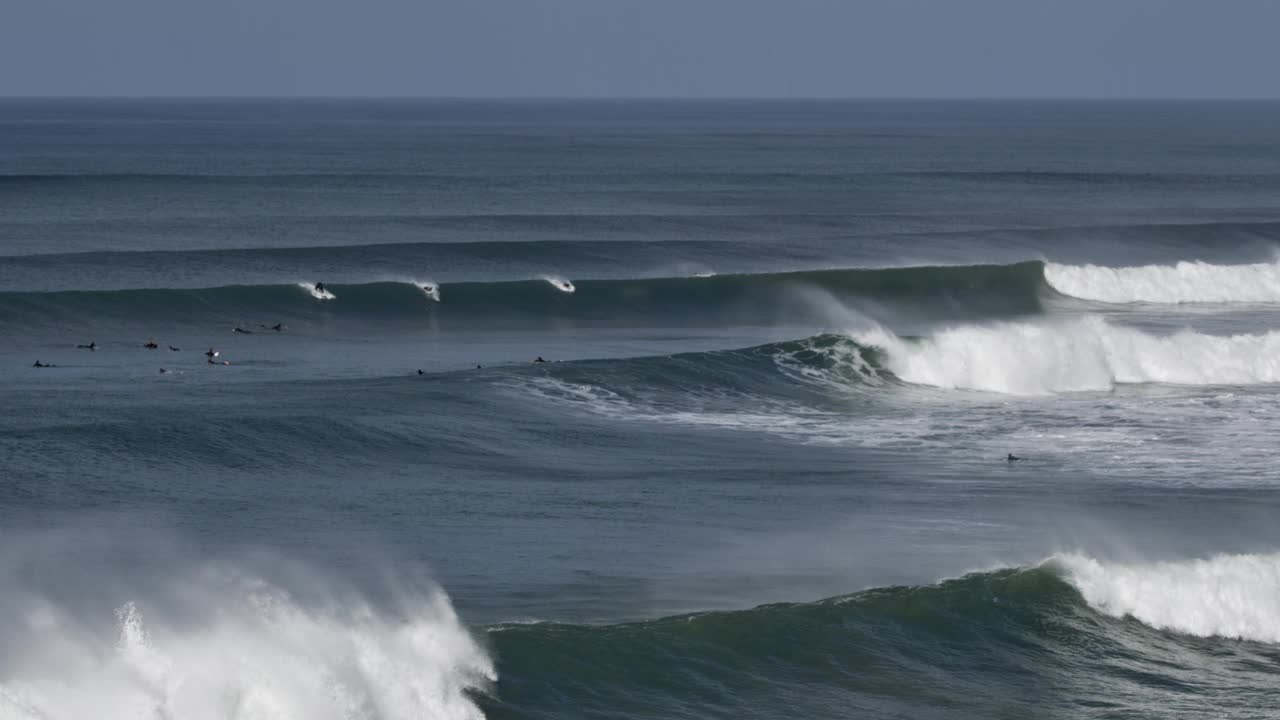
[850,316,1280,395]
[481,552,1280,718]
[0,536,493,720]
[1055,551,1280,643]
[1045,259,1280,304]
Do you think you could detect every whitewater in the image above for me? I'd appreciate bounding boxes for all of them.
[0,553,494,720]
[850,316,1280,394]
[1045,259,1280,304]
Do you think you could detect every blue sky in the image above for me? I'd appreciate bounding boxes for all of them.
[4,0,1279,97]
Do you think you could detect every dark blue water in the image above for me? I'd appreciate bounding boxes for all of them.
[4,99,1280,719]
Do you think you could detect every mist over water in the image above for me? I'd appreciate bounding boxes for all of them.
[5,99,1280,718]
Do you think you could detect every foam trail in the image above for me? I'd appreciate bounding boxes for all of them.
[0,564,493,720]
[850,316,1280,395]
[298,282,337,301]
[1054,552,1280,643]
[1044,259,1280,304]
[542,276,575,293]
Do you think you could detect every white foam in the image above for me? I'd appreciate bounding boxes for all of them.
[415,281,441,302]
[0,569,493,720]
[850,316,1280,395]
[298,283,337,301]
[1044,259,1280,304]
[542,276,575,293]
[1054,552,1280,643]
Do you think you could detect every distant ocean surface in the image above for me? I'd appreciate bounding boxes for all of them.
[4,99,1280,719]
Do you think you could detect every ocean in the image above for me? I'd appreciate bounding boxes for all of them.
[3,99,1280,719]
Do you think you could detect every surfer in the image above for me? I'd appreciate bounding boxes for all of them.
[417,369,424,375]
[168,345,180,352]
[205,348,219,358]
[534,356,546,364]
[159,368,169,374]
[143,341,158,349]
[233,326,252,334]
[207,357,230,366]
[32,360,51,368]
[315,282,326,293]
[1007,453,1021,462]
[77,341,96,351]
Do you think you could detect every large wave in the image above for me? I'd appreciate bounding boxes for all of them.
[482,552,1280,718]
[1045,259,1280,304]
[0,263,1046,334]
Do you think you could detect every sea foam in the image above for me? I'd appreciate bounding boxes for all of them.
[851,316,1280,395]
[1054,552,1280,644]
[0,565,493,720]
[1044,259,1280,304]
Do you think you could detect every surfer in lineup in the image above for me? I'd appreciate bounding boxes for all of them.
[77,341,96,351]
[1007,453,1020,462]
[534,356,546,364]
[233,326,253,334]
[168,345,180,351]
[32,360,52,368]
[205,348,219,358]
[143,341,159,349]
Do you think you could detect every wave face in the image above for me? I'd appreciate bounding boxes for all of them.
[482,554,1280,719]
[0,544,493,720]
[1045,259,1280,304]
[17,256,1280,336]
[0,263,1047,334]
[851,316,1280,394]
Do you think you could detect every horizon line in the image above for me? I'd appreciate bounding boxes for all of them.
[3,95,1280,102]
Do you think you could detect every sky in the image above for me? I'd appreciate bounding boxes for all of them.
[3,0,1280,98]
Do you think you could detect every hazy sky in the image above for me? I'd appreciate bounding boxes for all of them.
[4,0,1280,98]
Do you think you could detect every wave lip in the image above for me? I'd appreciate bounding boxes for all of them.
[1055,552,1280,643]
[1045,259,1280,304]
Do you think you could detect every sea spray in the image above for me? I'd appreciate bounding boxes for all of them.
[0,551,493,720]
